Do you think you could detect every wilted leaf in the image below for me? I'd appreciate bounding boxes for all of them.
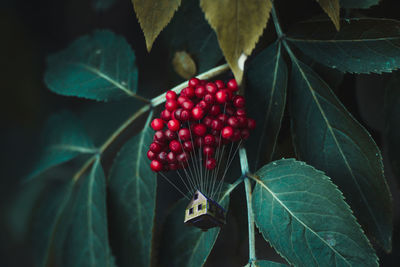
[253,159,378,266]
[289,58,393,251]
[245,260,288,267]
[340,0,380,8]
[200,0,272,84]
[246,42,287,171]
[287,18,400,74]
[163,0,223,73]
[108,111,157,267]
[172,51,197,79]
[27,111,96,181]
[132,0,181,51]
[315,0,340,30]
[159,191,230,267]
[45,30,139,101]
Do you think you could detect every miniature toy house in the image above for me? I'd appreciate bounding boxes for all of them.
[184,190,226,231]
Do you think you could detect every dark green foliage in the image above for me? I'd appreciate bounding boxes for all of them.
[92,0,116,11]
[340,0,380,8]
[249,260,289,267]
[288,18,400,74]
[246,42,287,171]
[253,159,378,266]
[289,58,392,251]
[45,30,138,101]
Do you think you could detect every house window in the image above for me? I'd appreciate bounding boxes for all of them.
[194,193,198,200]
[198,204,203,211]
[189,208,194,215]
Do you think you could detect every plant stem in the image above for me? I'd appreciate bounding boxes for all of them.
[239,147,256,263]
[271,5,284,39]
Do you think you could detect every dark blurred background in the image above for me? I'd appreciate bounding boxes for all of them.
[1,0,399,266]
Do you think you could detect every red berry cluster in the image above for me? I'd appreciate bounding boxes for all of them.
[148,78,256,173]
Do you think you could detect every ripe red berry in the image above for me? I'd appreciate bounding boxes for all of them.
[204,134,215,146]
[183,87,195,98]
[197,100,209,110]
[167,119,180,131]
[177,152,189,163]
[180,110,191,121]
[237,116,247,128]
[233,95,245,108]
[232,129,241,141]
[164,129,177,140]
[215,90,228,104]
[236,109,246,117]
[191,107,205,120]
[193,124,207,136]
[203,146,215,157]
[205,158,217,170]
[177,96,188,105]
[157,151,168,163]
[241,129,250,139]
[227,79,238,91]
[211,119,223,130]
[182,100,194,110]
[150,160,163,172]
[167,151,177,163]
[205,82,218,94]
[215,80,225,89]
[151,118,164,131]
[228,116,239,128]
[210,105,221,116]
[166,90,177,100]
[150,142,162,153]
[169,140,182,153]
[183,141,194,151]
[147,150,156,160]
[169,163,179,170]
[195,137,204,147]
[226,106,235,115]
[154,130,165,143]
[203,116,213,127]
[217,113,228,124]
[204,94,214,104]
[178,128,191,141]
[247,118,256,130]
[195,85,206,98]
[189,77,200,87]
[161,109,171,121]
[222,126,234,139]
[173,108,182,120]
[165,100,179,111]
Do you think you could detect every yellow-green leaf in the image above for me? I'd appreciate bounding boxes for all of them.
[172,51,197,79]
[132,0,182,51]
[316,0,340,30]
[200,0,272,84]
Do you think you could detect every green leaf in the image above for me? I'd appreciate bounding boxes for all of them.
[340,0,380,9]
[253,159,378,266]
[28,111,96,180]
[200,0,272,84]
[385,73,400,184]
[246,42,287,171]
[108,111,157,267]
[245,260,288,267]
[315,0,340,30]
[92,0,116,11]
[163,0,223,73]
[289,58,393,251]
[159,191,230,267]
[45,30,139,101]
[132,0,182,51]
[287,18,400,74]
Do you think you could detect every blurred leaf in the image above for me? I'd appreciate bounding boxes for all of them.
[287,18,400,74]
[108,111,157,267]
[245,260,288,267]
[92,0,116,11]
[253,159,378,266]
[45,30,139,101]
[289,58,393,252]
[200,0,272,84]
[159,190,230,267]
[172,51,197,79]
[58,157,116,267]
[28,111,96,181]
[163,0,223,73]
[132,0,182,51]
[315,0,340,30]
[340,0,380,8]
[246,42,287,171]
[385,73,400,184]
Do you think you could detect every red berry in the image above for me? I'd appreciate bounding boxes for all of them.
[217,113,228,124]
[227,79,238,91]
[197,100,209,110]
[161,109,171,121]
[169,140,182,153]
[151,118,164,131]
[167,119,180,132]
[203,116,213,127]
[228,116,239,128]
[241,129,250,139]
[177,96,188,105]
[157,151,168,163]
[147,150,156,160]
[165,100,179,111]
[215,90,228,104]
[189,77,200,87]
[169,163,179,170]
[164,129,177,140]
[177,152,189,163]
[236,109,246,117]
[195,85,206,98]
[167,152,177,163]
[204,134,215,146]
[222,126,233,139]
[150,142,162,153]
[210,105,221,116]
[191,107,205,120]
[180,110,191,121]
[247,118,256,130]
[150,160,163,172]
[183,141,194,151]
[173,108,182,120]
[182,100,194,110]
[205,158,217,170]
[154,130,165,143]
[203,146,215,157]
[225,89,233,101]
[205,82,218,94]
[184,87,195,98]
[211,119,223,130]
[237,116,247,128]
[193,124,207,136]
[226,106,235,115]
[215,80,225,89]
[178,128,191,141]
[233,95,245,108]
[166,90,177,100]
[204,94,214,104]
[232,129,241,141]
[195,137,204,147]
